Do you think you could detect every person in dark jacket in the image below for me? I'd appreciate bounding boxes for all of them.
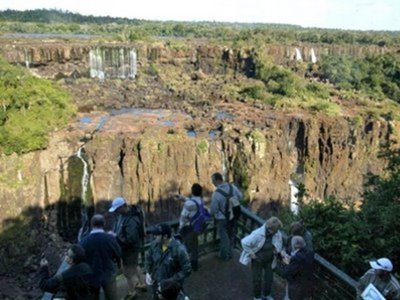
[283,221,313,255]
[109,196,145,298]
[282,236,314,300]
[80,214,122,300]
[38,244,96,300]
[145,223,191,300]
[156,278,188,300]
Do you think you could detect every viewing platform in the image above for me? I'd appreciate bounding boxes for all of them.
[44,206,357,300]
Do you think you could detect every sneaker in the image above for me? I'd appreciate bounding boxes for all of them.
[263,296,274,300]
[253,298,262,300]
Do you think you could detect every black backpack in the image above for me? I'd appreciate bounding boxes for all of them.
[216,184,241,220]
[131,204,146,239]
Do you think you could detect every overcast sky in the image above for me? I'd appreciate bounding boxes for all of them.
[1,0,399,31]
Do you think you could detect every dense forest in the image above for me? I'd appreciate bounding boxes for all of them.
[0,9,400,46]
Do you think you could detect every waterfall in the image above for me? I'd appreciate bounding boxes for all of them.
[89,48,104,80]
[89,47,137,80]
[295,48,303,61]
[129,49,137,79]
[76,147,90,234]
[119,48,125,79]
[310,48,317,63]
[24,49,30,69]
[289,180,299,215]
[220,149,228,179]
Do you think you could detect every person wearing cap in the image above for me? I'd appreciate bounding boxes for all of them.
[145,223,191,300]
[109,197,145,299]
[357,257,400,300]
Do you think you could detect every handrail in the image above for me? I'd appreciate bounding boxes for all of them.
[237,206,358,299]
[44,205,358,299]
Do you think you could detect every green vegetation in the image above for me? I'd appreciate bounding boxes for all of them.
[0,56,76,154]
[294,147,400,277]
[318,53,400,103]
[0,9,399,46]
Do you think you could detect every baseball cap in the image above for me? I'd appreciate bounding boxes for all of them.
[109,197,126,213]
[370,258,393,272]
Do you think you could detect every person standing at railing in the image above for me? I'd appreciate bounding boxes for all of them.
[281,235,314,300]
[178,183,209,271]
[282,221,313,256]
[356,257,400,300]
[239,216,283,300]
[108,197,146,299]
[145,223,191,300]
[80,214,122,300]
[210,172,243,261]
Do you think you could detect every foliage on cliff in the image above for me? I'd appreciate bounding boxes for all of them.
[318,53,400,103]
[298,147,400,278]
[0,57,76,154]
[0,9,399,46]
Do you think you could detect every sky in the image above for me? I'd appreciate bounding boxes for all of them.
[1,0,399,31]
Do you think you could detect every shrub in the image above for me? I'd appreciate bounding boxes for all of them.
[0,57,76,154]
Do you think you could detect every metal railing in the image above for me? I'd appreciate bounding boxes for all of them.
[45,205,357,299]
[237,206,357,300]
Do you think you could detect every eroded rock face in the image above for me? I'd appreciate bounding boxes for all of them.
[0,106,397,227]
[0,40,395,79]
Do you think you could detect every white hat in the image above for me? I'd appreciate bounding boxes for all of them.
[370,258,393,272]
[109,197,126,212]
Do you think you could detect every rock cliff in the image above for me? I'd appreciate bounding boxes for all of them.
[0,39,399,229]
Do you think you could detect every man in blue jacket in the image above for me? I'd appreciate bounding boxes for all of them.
[81,214,121,300]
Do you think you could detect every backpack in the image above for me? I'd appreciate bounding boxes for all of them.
[131,204,146,239]
[188,198,211,233]
[216,184,241,220]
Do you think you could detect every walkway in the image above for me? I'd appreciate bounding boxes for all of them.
[116,251,285,300]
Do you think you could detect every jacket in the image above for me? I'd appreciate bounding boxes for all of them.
[283,247,315,300]
[357,269,400,300]
[210,183,243,220]
[114,206,143,251]
[239,223,283,267]
[146,237,191,284]
[80,229,122,286]
[38,262,96,300]
[179,196,203,229]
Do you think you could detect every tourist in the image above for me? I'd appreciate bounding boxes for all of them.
[178,183,207,271]
[145,223,191,300]
[109,197,146,299]
[240,216,283,300]
[356,257,400,299]
[281,221,313,258]
[38,244,96,299]
[210,172,243,261]
[80,214,121,300]
[282,236,314,300]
